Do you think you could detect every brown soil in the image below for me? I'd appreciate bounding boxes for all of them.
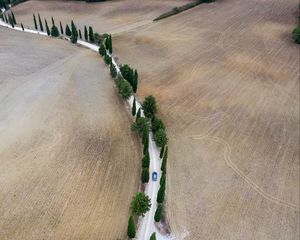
[0,28,141,240]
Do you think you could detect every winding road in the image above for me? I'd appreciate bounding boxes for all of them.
[0,19,172,240]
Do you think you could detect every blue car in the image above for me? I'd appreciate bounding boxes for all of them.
[152,172,158,181]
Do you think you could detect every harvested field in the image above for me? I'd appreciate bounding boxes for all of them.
[0,28,141,240]
[11,0,192,34]
[111,0,300,239]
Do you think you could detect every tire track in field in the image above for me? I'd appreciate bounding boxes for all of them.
[192,134,300,211]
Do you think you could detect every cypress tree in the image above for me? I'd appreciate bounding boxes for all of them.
[70,20,78,43]
[161,146,168,172]
[110,63,117,78]
[59,21,63,35]
[105,35,109,50]
[88,26,94,42]
[8,14,13,27]
[33,14,37,30]
[38,13,43,32]
[154,204,163,222]
[45,19,50,36]
[132,69,138,93]
[105,35,112,53]
[141,167,149,183]
[150,232,157,240]
[160,144,165,158]
[51,16,55,26]
[157,185,165,203]
[4,14,8,23]
[142,124,149,145]
[127,216,136,239]
[51,24,59,37]
[142,151,150,168]
[136,108,141,120]
[78,29,82,39]
[11,11,16,24]
[143,137,149,154]
[65,24,71,37]
[21,23,24,31]
[160,171,166,186]
[132,97,136,116]
[84,25,88,41]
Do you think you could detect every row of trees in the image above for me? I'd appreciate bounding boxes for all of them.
[96,32,166,238]
[1,10,16,27]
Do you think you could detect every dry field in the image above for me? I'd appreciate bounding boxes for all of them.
[110,0,299,239]
[11,0,192,34]
[0,28,141,240]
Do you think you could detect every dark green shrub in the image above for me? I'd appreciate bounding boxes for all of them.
[104,54,112,65]
[154,128,168,147]
[151,116,165,134]
[98,44,106,56]
[132,117,148,134]
[115,76,133,99]
[65,24,71,37]
[130,192,151,217]
[51,25,59,37]
[142,95,157,119]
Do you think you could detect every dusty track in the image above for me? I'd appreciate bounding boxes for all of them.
[0,28,141,240]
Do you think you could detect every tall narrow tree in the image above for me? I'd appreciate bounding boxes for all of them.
[38,13,43,31]
[127,216,136,239]
[132,97,136,116]
[33,13,37,30]
[161,146,168,172]
[51,16,55,26]
[88,26,94,42]
[8,14,14,27]
[65,24,71,37]
[84,25,88,41]
[78,29,82,39]
[11,11,16,24]
[109,34,112,54]
[4,14,8,23]
[132,69,138,93]
[160,144,165,158]
[45,19,50,36]
[136,108,141,120]
[59,21,63,34]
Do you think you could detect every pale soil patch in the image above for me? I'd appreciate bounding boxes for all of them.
[111,0,299,239]
[0,28,141,240]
